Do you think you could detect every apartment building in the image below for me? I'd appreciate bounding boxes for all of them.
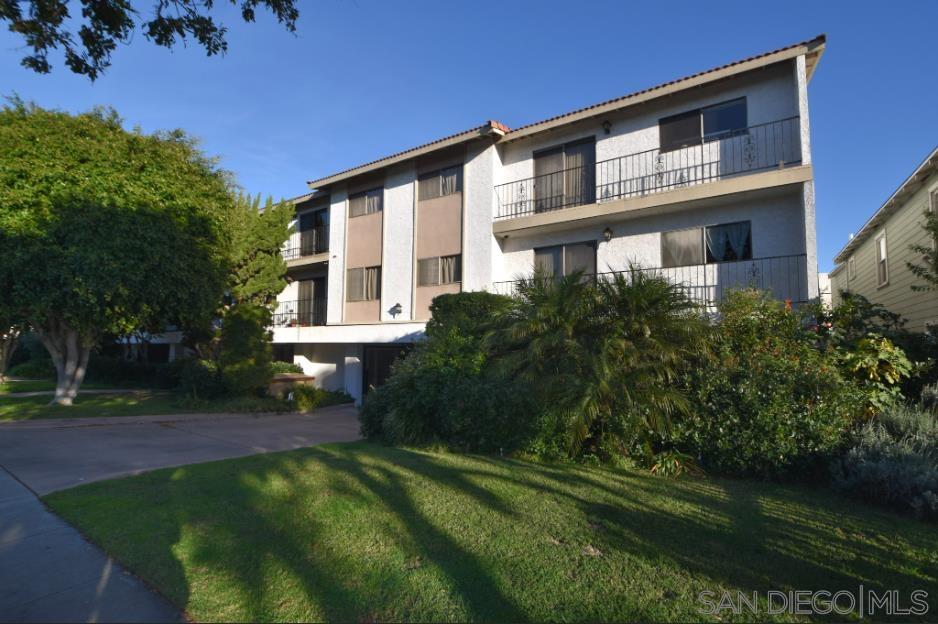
[830,146,938,331]
[272,35,826,402]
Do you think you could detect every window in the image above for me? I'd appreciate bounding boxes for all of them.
[349,188,382,218]
[930,187,938,213]
[533,138,596,212]
[346,266,381,302]
[534,242,596,277]
[418,166,462,201]
[876,233,888,286]
[848,257,856,280]
[417,254,462,286]
[659,98,748,153]
[298,208,329,255]
[660,221,752,268]
[705,221,752,263]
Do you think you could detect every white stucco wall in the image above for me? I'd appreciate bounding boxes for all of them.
[463,140,500,291]
[326,187,348,324]
[496,189,807,281]
[381,165,416,321]
[496,62,801,191]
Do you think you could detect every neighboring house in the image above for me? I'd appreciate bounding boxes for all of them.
[272,36,826,402]
[830,146,938,332]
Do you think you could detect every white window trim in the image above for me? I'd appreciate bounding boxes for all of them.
[847,256,856,280]
[875,230,889,288]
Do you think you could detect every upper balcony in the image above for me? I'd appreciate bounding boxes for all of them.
[282,223,329,268]
[494,117,806,232]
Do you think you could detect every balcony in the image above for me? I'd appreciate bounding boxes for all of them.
[283,224,329,263]
[272,299,327,327]
[494,117,802,221]
[491,254,810,307]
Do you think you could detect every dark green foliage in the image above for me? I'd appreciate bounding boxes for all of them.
[7,358,55,379]
[178,359,225,400]
[1,0,299,79]
[907,208,938,292]
[290,386,352,412]
[489,270,709,460]
[425,292,514,339]
[270,361,304,375]
[832,404,938,520]
[84,355,185,389]
[218,304,273,396]
[672,290,859,479]
[361,291,540,452]
[226,193,293,307]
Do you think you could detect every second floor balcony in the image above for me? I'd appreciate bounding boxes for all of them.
[494,117,802,221]
[282,224,329,263]
[272,298,328,327]
[491,254,810,308]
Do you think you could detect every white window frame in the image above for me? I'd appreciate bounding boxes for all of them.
[847,256,856,280]
[875,231,889,287]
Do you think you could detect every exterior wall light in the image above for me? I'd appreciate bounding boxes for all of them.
[388,303,403,318]
[603,227,613,242]
[602,120,612,135]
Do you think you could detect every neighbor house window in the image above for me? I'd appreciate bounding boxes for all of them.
[349,188,383,218]
[417,255,462,286]
[876,233,888,286]
[661,221,752,268]
[418,166,462,201]
[346,266,381,301]
[659,98,748,152]
[534,242,596,277]
[848,257,856,280]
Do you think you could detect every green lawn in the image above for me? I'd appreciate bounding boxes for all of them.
[0,378,112,394]
[0,392,296,421]
[45,443,937,622]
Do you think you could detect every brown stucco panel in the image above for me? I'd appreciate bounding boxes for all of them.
[347,211,383,268]
[417,193,462,259]
[415,282,461,321]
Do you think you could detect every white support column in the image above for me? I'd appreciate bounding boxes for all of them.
[327,187,348,324]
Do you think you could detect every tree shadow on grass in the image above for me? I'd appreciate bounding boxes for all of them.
[49,442,938,622]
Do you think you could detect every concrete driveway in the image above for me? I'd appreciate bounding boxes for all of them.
[0,406,361,623]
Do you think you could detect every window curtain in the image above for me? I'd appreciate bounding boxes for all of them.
[534,149,565,213]
[418,173,438,201]
[563,243,596,276]
[440,255,460,283]
[662,228,703,268]
[440,167,461,196]
[365,190,382,214]
[706,222,750,262]
[564,141,596,207]
[534,246,562,277]
[364,266,380,300]
[346,268,363,302]
[417,258,439,286]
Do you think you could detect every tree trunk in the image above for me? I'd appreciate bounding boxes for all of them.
[37,319,93,406]
[0,328,20,382]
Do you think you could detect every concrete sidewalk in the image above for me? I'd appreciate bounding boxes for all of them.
[0,405,361,622]
[0,468,182,623]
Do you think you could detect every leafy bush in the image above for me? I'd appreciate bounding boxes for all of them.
[178,358,225,400]
[672,290,860,479]
[7,358,54,379]
[218,304,273,395]
[361,291,540,452]
[292,385,322,412]
[837,334,914,416]
[831,404,938,520]
[270,361,304,375]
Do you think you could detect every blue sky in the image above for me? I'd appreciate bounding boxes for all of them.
[2,0,936,271]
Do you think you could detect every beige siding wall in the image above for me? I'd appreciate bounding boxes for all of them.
[833,171,938,331]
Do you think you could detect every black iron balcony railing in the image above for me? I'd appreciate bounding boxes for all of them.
[271,299,328,327]
[491,254,809,307]
[282,224,329,261]
[495,117,802,220]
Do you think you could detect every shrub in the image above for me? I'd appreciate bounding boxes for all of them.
[218,304,273,395]
[292,385,322,412]
[672,290,860,479]
[426,291,514,339]
[7,358,54,379]
[837,334,914,415]
[270,361,304,375]
[831,404,938,520]
[178,358,225,400]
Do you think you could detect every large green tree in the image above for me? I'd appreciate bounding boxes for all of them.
[225,193,293,306]
[907,209,938,292]
[0,100,230,404]
[0,0,299,80]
